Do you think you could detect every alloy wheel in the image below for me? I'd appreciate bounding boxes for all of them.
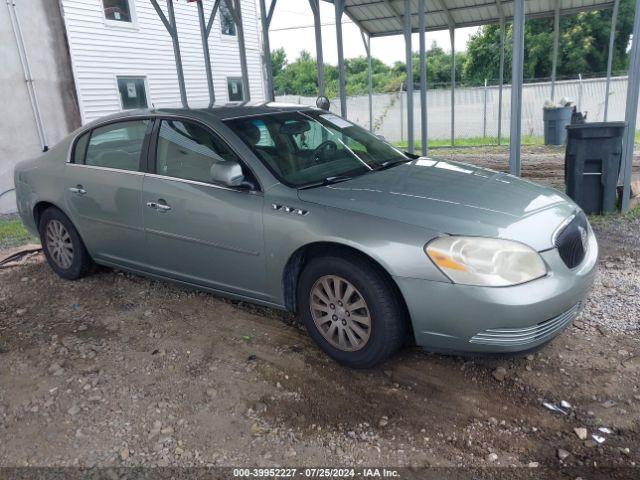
[309,275,371,352]
[45,219,74,269]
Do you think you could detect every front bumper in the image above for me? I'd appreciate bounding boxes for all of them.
[394,234,598,354]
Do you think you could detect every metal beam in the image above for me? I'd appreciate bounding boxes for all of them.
[358,2,615,38]
[151,0,189,108]
[497,10,505,145]
[205,0,221,37]
[197,0,215,107]
[621,0,640,211]
[309,0,326,97]
[604,0,620,121]
[361,31,373,132]
[509,0,525,176]
[224,0,251,102]
[267,0,277,24]
[450,27,455,146]
[259,0,277,102]
[551,0,560,101]
[381,0,405,28]
[419,0,427,155]
[435,0,456,30]
[150,0,173,34]
[404,0,414,153]
[335,0,347,118]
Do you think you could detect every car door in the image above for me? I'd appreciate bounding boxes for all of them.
[142,117,267,299]
[64,118,151,269]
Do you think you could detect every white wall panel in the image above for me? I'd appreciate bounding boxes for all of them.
[61,0,266,123]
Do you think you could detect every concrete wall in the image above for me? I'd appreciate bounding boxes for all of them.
[277,75,636,143]
[0,0,81,214]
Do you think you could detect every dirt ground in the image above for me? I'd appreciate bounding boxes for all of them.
[431,144,640,191]
[1,149,639,475]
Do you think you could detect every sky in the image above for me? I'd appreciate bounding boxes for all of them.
[267,0,479,66]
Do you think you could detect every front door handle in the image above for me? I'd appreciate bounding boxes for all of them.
[69,185,86,195]
[146,200,171,212]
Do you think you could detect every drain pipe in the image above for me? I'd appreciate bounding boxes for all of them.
[6,0,49,152]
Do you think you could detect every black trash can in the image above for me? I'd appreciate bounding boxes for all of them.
[564,122,626,214]
[543,106,573,145]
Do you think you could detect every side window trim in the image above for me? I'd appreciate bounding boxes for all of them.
[148,116,262,193]
[71,130,91,165]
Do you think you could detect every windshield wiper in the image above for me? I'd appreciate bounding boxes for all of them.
[298,175,353,190]
[374,159,411,171]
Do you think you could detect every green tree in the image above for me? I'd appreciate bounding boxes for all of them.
[463,0,635,85]
[411,42,467,87]
[271,47,287,78]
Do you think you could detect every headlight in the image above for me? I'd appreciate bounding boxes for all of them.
[425,236,547,287]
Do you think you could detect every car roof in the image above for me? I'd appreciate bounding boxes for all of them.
[86,102,318,127]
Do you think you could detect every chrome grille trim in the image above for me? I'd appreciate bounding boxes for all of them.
[469,303,581,346]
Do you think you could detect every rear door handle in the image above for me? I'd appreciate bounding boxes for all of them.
[69,185,86,195]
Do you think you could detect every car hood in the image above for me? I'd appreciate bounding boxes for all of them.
[297,158,577,251]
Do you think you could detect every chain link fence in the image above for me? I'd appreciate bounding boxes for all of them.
[277,75,635,146]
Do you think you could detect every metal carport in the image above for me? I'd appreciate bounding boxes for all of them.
[155,0,639,211]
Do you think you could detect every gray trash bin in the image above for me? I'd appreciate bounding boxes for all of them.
[543,106,573,145]
[565,122,626,214]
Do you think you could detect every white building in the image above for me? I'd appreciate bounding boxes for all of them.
[62,0,266,123]
[1,0,266,213]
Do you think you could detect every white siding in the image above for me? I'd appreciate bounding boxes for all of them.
[60,0,266,124]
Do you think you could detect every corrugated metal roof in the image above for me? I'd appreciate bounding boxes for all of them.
[324,0,615,37]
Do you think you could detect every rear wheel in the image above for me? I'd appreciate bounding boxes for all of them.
[39,207,94,280]
[297,254,407,368]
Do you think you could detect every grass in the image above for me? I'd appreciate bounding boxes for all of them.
[394,135,545,150]
[0,217,38,249]
[588,204,640,226]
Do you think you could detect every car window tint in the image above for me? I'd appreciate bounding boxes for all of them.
[155,120,239,184]
[85,120,149,171]
[73,131,90,164]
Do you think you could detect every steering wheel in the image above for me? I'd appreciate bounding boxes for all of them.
[312,140,338,162]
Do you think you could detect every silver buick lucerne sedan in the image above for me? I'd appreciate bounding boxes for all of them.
[14,104,597,368]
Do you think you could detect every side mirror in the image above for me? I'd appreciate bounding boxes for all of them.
[376,134,386,142]
[316,96,330,111]
[210,160,245,187]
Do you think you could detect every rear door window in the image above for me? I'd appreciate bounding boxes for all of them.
[84,120,149,172]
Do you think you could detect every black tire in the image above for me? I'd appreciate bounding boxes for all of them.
[39,207,94,280]
[297,253,407,368]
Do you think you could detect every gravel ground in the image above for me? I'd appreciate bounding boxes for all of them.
[0,147,639,475]
[0,218,639,473]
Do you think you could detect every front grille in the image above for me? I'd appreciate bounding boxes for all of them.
[555,212,589,269]
[469,303,581,346]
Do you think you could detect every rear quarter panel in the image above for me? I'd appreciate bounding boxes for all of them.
[14,138,72,235]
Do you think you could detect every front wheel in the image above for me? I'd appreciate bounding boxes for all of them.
[39,207,94,280]
[297,254,407,368]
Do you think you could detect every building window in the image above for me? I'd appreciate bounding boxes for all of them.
[103,0,132,23]
[117,77,148,110]
[227,78,244,102]
[220,2,236,36]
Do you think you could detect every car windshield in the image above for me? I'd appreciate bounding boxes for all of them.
[224,110,408,187]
